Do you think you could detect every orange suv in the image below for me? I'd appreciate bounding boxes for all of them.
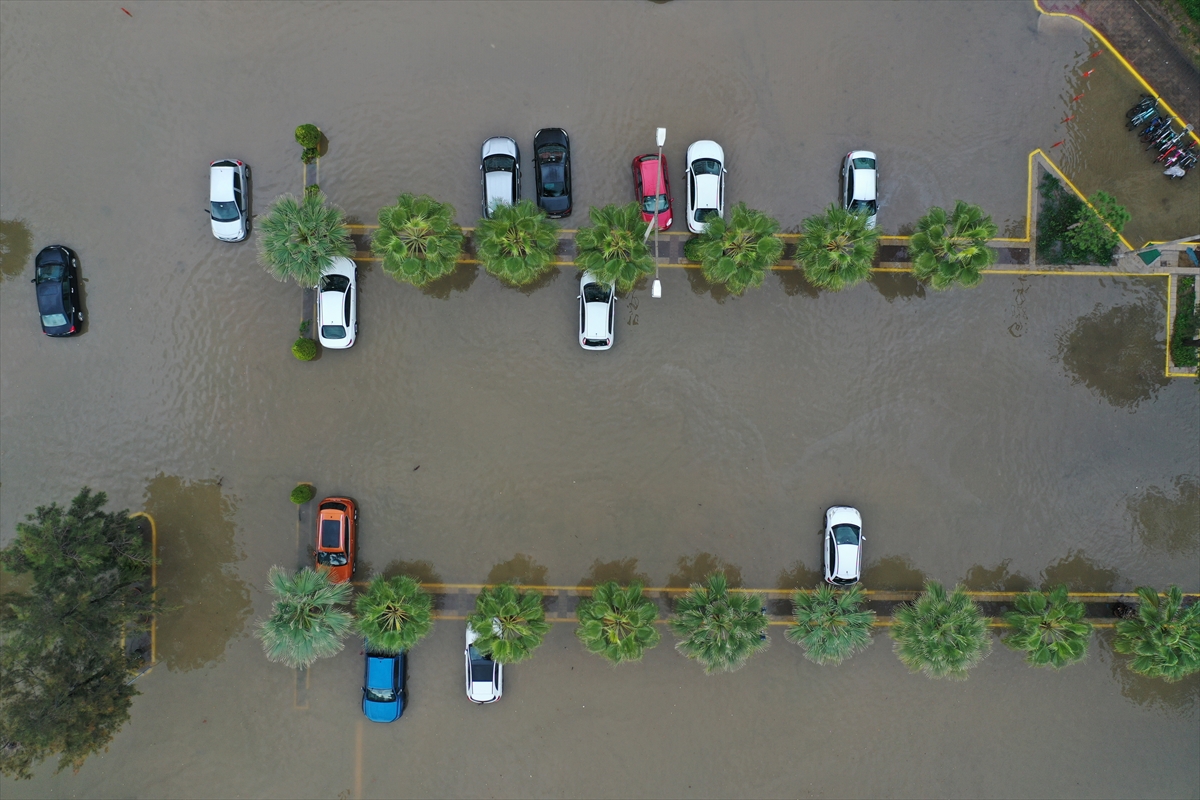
[315,497,357,583]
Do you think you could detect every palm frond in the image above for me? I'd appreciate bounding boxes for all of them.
[256,193,353,286]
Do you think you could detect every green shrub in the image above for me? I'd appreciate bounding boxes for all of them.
[1036,175,1129,265]
[295,124,321,148]
[304,184,320,199]
[688,202,784,295]
[290,484,314,505]
[302,147,319,165]
[292,338,317,361]
[683,237,703,263]
[1171,276,1198,368]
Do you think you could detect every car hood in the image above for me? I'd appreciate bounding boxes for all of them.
[482,137,518,159]
[534,129,568,148]
[835,545,860,579]
[210,167,235,202]
[826,507,862,527]
[687,140,724,163]
[694,174,721,208]
[36,282,65,314]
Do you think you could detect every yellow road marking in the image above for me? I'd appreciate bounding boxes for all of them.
[354,720,363,799]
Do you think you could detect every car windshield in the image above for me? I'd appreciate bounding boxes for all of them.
[694,208,717,223]
[849,199,877,215]
[482,155,514,173]
[321,324,347,339]
[365,687,395,703]
[35,264,65,283]
[583,283,611,303]
[692,158,722,175]
[833,524,860,545]
[210,200,240,222]
[642,194,669,213]
[320,274,350,292]
[41,313,69,328]
[540,164,566,197]
[852,157,876,169]
[316,550,348,567]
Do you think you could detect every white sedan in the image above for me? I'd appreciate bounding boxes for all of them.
[480,136,520,219]
[685,140,725,233]
[823,506,863,586]
[208,159,249,242]
[465,625,502,704]
[578,271,615,351]
[841,150,878,229]
[316,256,357,349]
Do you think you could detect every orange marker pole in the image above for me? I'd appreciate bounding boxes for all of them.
[1051,140,1065,148]
[1082,69,1095,78]
[121,7,132,15]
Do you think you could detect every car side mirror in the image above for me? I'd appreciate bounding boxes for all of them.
[204,209,211,216]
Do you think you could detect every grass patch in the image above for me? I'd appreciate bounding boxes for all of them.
[1171,275,1198,368]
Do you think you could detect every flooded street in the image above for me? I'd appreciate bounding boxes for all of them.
[1,1,1197,797]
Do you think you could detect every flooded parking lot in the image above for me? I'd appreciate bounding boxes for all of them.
[1,1,1197,797]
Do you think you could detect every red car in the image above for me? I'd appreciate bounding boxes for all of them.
[632,154,673,230]
[315,497,357,583]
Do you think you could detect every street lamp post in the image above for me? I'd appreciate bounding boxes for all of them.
[647,127,666,298]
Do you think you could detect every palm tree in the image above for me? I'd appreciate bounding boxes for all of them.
[668,572,768,674]
[474,200,559,287]
[354,575,434,654]
[372,194,464,287]
[1113,586,1200,682]
[890,581,991,680]
[909,200,998,289]
[255,566,353,669]
[256,192,353,286]
[786,584,876,665]
[575,581,661,664]
[1002,585,1092,668]
[466,583,552,664]
[796,205,880,291]
[689,202,784,295]
[574,203,654,294]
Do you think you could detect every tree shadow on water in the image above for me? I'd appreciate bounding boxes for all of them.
[381,558,442,585]
[486,553,548,586]
[861,555,927,591]
[1056,300,1169,409]
[666,552,742,588]
[143,474,251,672]
[871,272,927,303]
[577,557,651,587]
[962,559,1034,592]
[1098,630,1199,715]
[507,267,560,297]
[0,219,33,281]
[419,265,478,299]
[684,268,734,304]
[1127,476,1200,555]
[776,561,822,591]
[775,268,821,298]
[1040,549,1123,592]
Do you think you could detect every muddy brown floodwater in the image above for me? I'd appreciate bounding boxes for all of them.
[1,2,1197,798]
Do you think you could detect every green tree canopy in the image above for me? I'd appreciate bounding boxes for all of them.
[575,581,661,664]
[890,581,991,680]
[1002,585,1092,669]
[256,192,353,286]
[0,488,158,780]
[255,566,353,669]
[474,200,559,287]
[1066,190,1129,265]
[467,584,552,664]
[910,200,998,290]
[669,572,769,674]
[372,194,464,287]
[687,202,783,295]
[1113,586,1199,682]
[786,584,876,666]
[354,575,434,654]
[797,205,880,291]
[574,203,654,294]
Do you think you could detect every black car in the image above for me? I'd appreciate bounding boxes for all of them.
[532,128,572,218]
[32,245,82,336]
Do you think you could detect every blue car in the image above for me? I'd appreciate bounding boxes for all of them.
[362,651,405,723]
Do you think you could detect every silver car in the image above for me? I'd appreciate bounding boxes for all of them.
[480,137,520,218]
[208,159,250,242]
[824,506,863,586]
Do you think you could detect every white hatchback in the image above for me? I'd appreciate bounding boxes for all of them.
[824,506,863,586]
[209,159,249,242]
[841,150,878,229]
[316,256,357,349]
[578,271,615,351]
[685,140,726,233]
[465,624,503,704]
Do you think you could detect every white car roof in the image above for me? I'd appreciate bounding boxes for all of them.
[852,170,876,201]
[694,174,721,210]
[210,166,235,202]
[482,137,518,159]
[834,544,860,580]
[687,140,724,164]
[485,171,514,209]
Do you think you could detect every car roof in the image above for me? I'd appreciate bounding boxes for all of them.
[210,166,235,202]
[687,140,724,164]
[482,137,518,159]
[852,169,876,201]
[485,171,514,207]
[834,544,860,579]
[584,301,609,339]
[694,173,721,208]
[37,282,65,314]
[637,156,666,191]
